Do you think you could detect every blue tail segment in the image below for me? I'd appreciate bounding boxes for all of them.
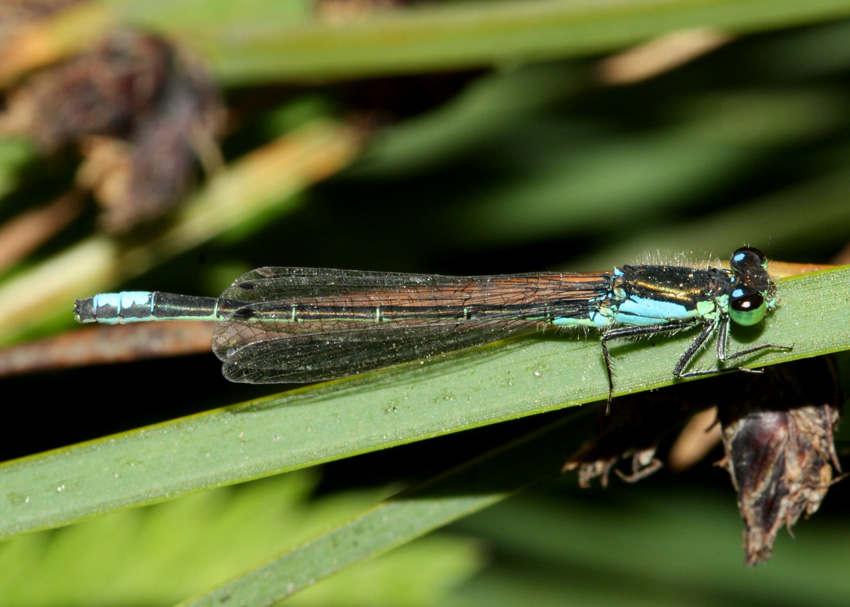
[74,292,221,324]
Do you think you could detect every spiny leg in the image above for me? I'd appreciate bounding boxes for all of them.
[672,318,720,378]
[675,315,793,380]
[715,314,794,363]
[600,320,694,413]
[673,316,772,380]
[599,316,793,413]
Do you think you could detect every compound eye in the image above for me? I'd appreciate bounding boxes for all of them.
[730,292,766,326]
[731,246,766,270]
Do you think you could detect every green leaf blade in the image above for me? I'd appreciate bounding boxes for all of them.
[2,265,849,539]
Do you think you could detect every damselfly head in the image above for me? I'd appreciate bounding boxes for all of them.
[728,246,775,326]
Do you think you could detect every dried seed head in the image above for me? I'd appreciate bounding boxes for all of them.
[719,357,842,566]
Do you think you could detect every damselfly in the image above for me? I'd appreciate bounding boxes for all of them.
[74,246,792,402]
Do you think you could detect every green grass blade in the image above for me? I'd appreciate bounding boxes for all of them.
[19,0,850,84]
[120,0,850,83]
[0,472,481,605]
[2,265,849,539]
[179,408,594,607]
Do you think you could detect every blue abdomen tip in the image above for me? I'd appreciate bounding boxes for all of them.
[91,291,154,323]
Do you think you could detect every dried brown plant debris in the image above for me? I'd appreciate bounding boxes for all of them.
[565,358,843,565]
[718,357,842,565]
[564,386,710,487]
[1,26,224,232]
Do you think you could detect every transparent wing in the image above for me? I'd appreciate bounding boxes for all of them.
[213,267,612,384]
[221,267,460,301]
[214,317,536,383]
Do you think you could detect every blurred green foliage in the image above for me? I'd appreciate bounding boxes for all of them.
[3,1,850,606]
